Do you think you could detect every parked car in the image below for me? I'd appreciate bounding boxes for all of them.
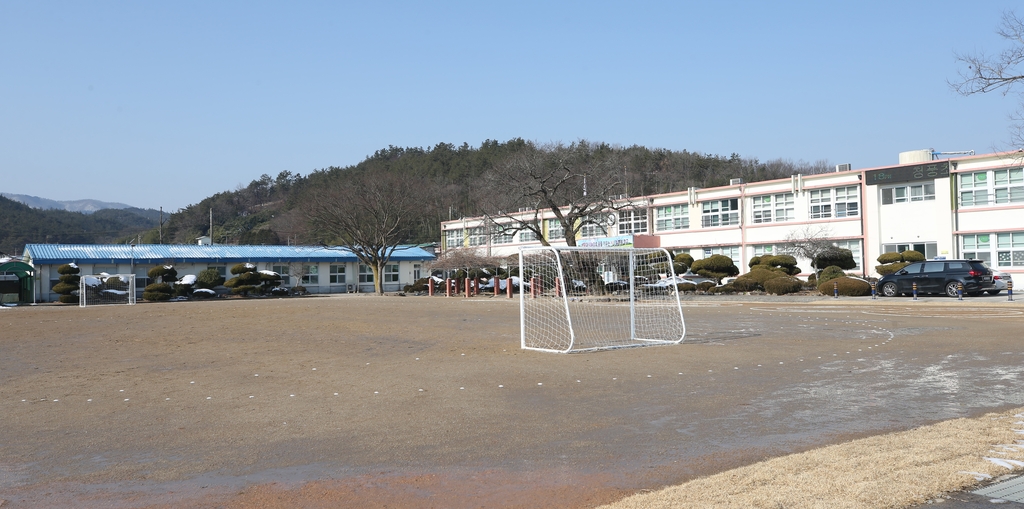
[877,259,995,298]
[603,276,649,292]
[990,269,1012,295]
[642,272,717,292]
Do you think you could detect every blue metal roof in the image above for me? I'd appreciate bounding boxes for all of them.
[23,244,435,265]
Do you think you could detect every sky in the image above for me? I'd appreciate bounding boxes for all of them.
[2,1,1022,212]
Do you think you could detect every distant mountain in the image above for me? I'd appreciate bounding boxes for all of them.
[0,195,160,255]
[0,193,139,214]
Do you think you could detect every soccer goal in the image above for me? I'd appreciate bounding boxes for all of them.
[518,246,686,353]
[79,274,137,306]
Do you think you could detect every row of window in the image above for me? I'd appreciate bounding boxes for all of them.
[959,168,1024,207]
[447,187,863,245]
[962,232,1024,267]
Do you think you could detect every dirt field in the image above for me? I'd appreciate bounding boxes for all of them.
[1,294,1023,508]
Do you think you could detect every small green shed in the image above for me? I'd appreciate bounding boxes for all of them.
[0,261,34,304]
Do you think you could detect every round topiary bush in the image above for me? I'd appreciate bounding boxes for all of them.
[876,252,903,264]
[147,265,178,283]
[142,291,172,301]
[764,276,803,295]
[818,276,871,296]
[875,262,911,276]
[292,285,307,295]
[901,250,926,262]
[690,254,738,281]
[195,268,226,289]
[54,263,81,303]
[676,282,697,293]
[817,266,847,285]
[696,281,716,292]
[143,282,174,302]
[58,294,79,304]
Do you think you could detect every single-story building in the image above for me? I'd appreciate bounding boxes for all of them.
[22,244,435,303]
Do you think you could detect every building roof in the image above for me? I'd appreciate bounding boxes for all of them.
[23,244,435,266]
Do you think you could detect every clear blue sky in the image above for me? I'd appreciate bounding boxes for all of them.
[2,1,1021,211]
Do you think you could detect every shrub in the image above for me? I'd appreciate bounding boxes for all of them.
[195,268,225,289]
[293,285,307,295]
[731,275,762,292]
[270,287,289,296]
[764,276,803,295]
[225,265,261,296]
[143,282,174,302]
[192,288,215,299]
[404,278,431,293]
[818,276,871,296]
[813,247,857,272]
[674,252,694,271]
[710,284,736,294]
[231,285,259,296]
[142,291,172,301]
[696,281,716,292]
[231,263,257,275]
[748,256,762,268]
[676,282,697,293]
[147,265,178,283]
[875,262,911,276]
[54,264,80,302]
[818,266,847,285]
[901,250,926,262]
[758,255,800,275]
[690,254,738,281]
[876,252,903,264]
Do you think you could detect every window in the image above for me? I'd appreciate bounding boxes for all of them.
[546,219,564,241]
[413,264,421,280]
[962,234,992,264]
[882,184,935,204]
[467,227,486,246]
[654,204,689,231]
[580,214,612,238]
[519,229,539,243]
[445,229,463,249]
[883,242,937,260]
[750,193,794,224]
[359,265,374,283]
[93,265,116,275]
[996,232,1024,267]
[700,199,739,227]
[329,265,346,284]
[833,239,862,270]
[492,226,515,244]
[810,186,858,219]
[994,168,1024,204]
[617,209,648,234]
[271,265,290,285]
[809,189,831,219]
[959,171,989,206]
[301,265,318,284]
[751,196,772,224]
[384,264,400,283]
[752,245,775,257]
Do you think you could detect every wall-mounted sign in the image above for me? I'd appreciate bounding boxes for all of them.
[864,161,950,186]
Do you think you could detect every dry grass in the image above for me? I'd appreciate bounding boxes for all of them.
[600,407,1024,509]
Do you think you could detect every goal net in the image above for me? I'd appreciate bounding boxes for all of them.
[519,247,686,353]
[79,274,137,306]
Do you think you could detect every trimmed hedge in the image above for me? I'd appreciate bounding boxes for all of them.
[817,266,847,285]
[764,276,803,295]
[818,276,871,296]
[58,294,79,304]
[875,262,911,276]
[901,250,926,262]
[142,291,172,301]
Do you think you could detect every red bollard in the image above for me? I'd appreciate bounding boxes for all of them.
[465,278,471,298]
[494,277,500,296]
[474,277,480,296]
[555,278,562,297]
[445,278,452,297]
[428,278,434,296]
[507,278,513,298]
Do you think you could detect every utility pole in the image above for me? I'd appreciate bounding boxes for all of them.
[159,207,163,244]
[210,208,214,245]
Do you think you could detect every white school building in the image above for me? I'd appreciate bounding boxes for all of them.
[440,149,1024,279]
[22,244,435,303]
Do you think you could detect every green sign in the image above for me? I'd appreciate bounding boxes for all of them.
[864,161,949,186]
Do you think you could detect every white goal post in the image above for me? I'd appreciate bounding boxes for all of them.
[79,274,137,306]
[519,246,686,353]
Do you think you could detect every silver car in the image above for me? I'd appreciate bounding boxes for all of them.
[990,269,1012,295]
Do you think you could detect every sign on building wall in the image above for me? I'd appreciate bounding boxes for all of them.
[864,161,950,186]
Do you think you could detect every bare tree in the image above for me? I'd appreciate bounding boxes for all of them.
[303,169,429,294]
[951,10,1024,147]
[780,225,843,275]
[478,140,630,246]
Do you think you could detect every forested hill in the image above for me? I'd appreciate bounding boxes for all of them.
[0,195,159,256]
[6,139,833,253]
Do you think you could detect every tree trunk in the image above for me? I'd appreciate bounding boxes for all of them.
[372,263,383,294]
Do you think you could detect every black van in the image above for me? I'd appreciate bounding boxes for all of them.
[877,259,995,297]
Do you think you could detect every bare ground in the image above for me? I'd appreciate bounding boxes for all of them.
[1,294,1022,508]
